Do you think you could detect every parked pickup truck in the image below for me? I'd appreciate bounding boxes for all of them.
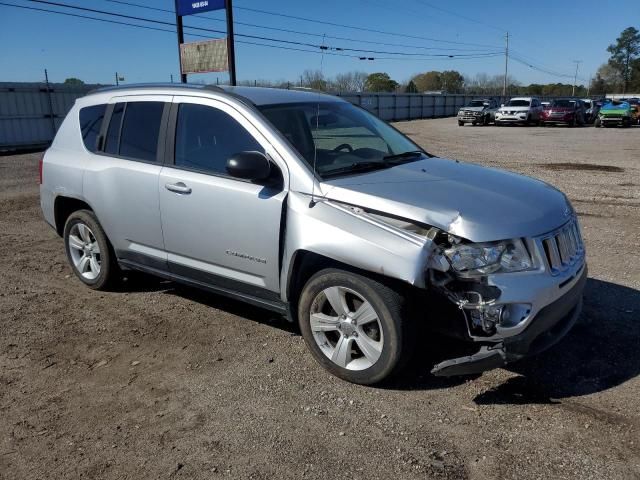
[40,84,587,385]
[457,98,499,126]
[595,100,636,127]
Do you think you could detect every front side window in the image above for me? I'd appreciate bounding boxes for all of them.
[79,104,106,152]
[174,103,263,175]
[259,102,423,179]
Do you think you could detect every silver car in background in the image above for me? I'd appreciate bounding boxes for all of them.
[40,85,587,384]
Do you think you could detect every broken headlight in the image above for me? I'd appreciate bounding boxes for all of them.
[444,238,533,275]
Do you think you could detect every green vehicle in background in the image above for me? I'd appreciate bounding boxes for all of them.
[595,100,636,127]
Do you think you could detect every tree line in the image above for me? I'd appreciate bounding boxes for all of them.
[241,26,640,96]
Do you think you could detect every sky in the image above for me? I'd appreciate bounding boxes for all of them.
[0,0,638,86]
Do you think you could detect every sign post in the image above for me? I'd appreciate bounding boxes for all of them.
[225,0,237,86]
[174,0,236,85]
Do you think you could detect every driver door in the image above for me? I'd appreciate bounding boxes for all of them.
[158,97,288,295]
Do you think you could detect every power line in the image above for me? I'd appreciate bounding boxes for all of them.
[231,4,503,48]
[0,1,502,63]
[101,0,499,53]
[413,0,505,33]
[510,54,588,83]
[22,0,503,59]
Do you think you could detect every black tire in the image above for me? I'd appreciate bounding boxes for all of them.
[594,117,601,128]
[622,117,630,128]
[63,209,120,290]
[525,115,531,126]
[297,268,413,385]
[483,114,490,126]
[458,120,464,126]
[568,119,575,128]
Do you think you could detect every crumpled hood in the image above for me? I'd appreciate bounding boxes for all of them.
[320,157,571,242]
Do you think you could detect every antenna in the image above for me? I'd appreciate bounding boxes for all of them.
[309,33,327,208]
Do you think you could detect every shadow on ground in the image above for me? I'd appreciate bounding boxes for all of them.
[120,272,639,401]
[474,278,640,404]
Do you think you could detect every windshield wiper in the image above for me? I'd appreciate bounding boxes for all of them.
[382,150,424,163]
[321,161,391,178]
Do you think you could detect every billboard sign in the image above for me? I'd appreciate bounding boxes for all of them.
[180,39,229,73]
[176,0,225,16]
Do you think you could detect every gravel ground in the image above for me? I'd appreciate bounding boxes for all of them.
[1,118,638,480]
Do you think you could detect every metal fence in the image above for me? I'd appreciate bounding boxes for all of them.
[336,93,508,121]
[0,82,605,151]
[0,82,96,151]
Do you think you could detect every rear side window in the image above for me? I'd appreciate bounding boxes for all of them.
[174,103,263,175]
[119,102,164,162]
[79,104,106,152]
[103,102,164,161]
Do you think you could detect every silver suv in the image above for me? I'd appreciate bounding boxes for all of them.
[40,84,587,384]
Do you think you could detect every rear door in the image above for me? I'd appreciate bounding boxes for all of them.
[83,95,171,270]
[158,96,288,295]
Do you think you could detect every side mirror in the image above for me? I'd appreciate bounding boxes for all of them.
[226,151,271,181]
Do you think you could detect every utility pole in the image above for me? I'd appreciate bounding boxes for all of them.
[572,60,582,97]
[170,74,174,83]
[115,72,119,86]
[502,31,509,98]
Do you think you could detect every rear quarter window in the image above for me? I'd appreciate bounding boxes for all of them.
[79,104,106,152]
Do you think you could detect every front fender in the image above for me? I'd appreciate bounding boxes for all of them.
[280,191,437,302]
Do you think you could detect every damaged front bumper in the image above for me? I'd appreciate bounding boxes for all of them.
[431,264,587,376]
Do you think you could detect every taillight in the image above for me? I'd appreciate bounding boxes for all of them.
[38,151,45,185]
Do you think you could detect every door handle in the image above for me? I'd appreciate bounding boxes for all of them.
[165,182,192,194]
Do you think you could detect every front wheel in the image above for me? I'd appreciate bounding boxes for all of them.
[297,269,413,385]
[458,120,464,126]
[594,117,601,128]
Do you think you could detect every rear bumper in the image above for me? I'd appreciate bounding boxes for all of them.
[431,266,587,376]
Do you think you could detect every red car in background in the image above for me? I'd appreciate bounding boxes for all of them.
[540,98,586,127]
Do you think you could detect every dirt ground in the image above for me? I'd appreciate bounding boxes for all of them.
[1,118,638,480]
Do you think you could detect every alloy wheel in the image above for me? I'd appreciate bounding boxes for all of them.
[309,286,384,371]
[67,223,101,280]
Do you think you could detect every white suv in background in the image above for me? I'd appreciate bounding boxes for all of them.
[495,97,543,125]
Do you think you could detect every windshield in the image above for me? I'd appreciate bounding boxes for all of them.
[505,99,530,107]
[469,100,486,107]
[258,101,424,178]
[551,99,575,108]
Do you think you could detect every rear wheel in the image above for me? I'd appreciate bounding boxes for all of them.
[297,268,413,385]
[64,210,119,290]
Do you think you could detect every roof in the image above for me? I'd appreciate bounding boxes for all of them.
[88,83,344,106]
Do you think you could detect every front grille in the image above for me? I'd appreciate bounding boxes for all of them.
[539,218,584,275]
